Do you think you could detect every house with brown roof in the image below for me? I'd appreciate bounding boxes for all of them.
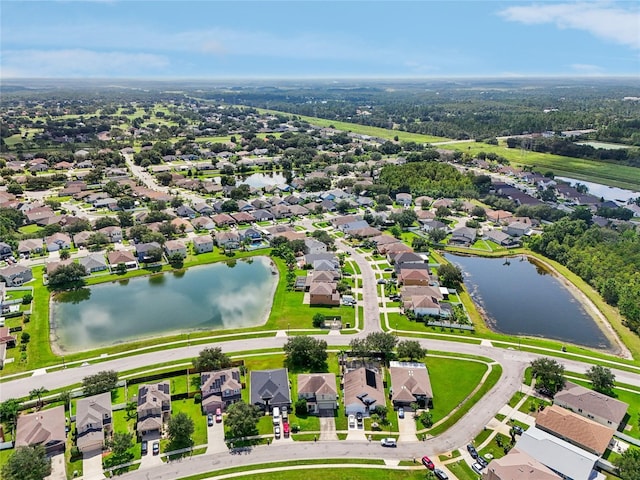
[193,235,214,254]
[171,217,194,234]
[137,382,171,435]
[215,231,241,250]
[107,250,138,270]
[231,211,255,224]
[297,373,338,415]
[482,448,561,480]
[553,381,628,430]
[15,405,66,456]
[73,231,93,248]
[398,268,430,286]
[403,295,442,317]
[98,226,123,243]
[212,213,237,227]
[389,361,433,409]
[190,216,216,231]
[486,209,514,224]
[200,368,242,414]
[344,367,385,417]
[309,282,340,306]
[76,392,112,453]
[164,239,187,258]
[535,404,614,455]
[18,238,43,256]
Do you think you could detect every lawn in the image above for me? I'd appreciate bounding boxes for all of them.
[478,432,512,461]
[446,460,479,480]
[228,468,428,480]
[170,398,208,447]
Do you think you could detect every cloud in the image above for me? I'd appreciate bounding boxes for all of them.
[1,49,169,77]
[570,63,604,74]
[499,2,640,50]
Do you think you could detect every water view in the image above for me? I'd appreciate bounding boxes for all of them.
[51,257,277,352]
[444,254,613,350]
[556,176,639,203]
[236,172,287,188]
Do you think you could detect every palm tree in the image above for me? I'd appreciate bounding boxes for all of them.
[29,387,49,410]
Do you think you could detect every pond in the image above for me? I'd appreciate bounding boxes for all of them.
[51,257,278,352]
[556,176,638,203]
[236,172,287,188]
[444,254,613,350]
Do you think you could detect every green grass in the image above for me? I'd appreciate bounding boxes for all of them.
[171,398,208,446]
[447,460,480,480]
[507,391,526,408]
[223,468,428,480]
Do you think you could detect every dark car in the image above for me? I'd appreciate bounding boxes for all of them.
[512,425,524,435]
[398,407,405,419]
[421,456,435,470]
[467,444,478,459]
[207,413,214,426]
[477,456,488,468]
[141,440,148,456]
[356,412,363,424]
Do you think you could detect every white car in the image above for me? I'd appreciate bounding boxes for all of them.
[472,463,485,474]
[348,414,356,428]
[380,438,397,447]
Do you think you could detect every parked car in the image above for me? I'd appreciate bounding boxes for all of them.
[377,278,387,284]
[283,422,290,438]
[467,444,478,459]
[152,441,160,456]
[282,406,288,420]
[356,412,363,424]
[477,456,488,468]
[348,414,356,428]
[141,440,148,456]
[380,438,397,447]
[472,463,485,474]
[421,456,435,470]
[207,413,214,426]
[215,408,222,423]
[434,468,449,480]
[398,408,405,419]
[274,425,281,439]
[512,425,524,435]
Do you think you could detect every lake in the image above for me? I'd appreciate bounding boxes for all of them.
[444,254,613,350]
[556,176,638,203]
[236,172,287,188]
[51,257,277,352]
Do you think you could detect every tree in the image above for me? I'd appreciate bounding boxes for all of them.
[586,365,616,395]
[365,332,398,362]
[58,249,70,260]
[283,336,328,371]
[22,293,33,304]
[530,358,565,395]
[225,401,261,438]
[82,370,118,396]
[108,431,134,458]
[312,313,325,328]
[1,445,51,480]
[295,398,308,415]
[48,263,86,290]
[0,398,21,432]
[29,387,48,409]
[615,447,640,480]
[168,252,184,269]
[396,340,427,361]
[87,232,109,250]
[7,182,23,195]
[94,216,119,230]
[144,247,163,264]
[168,412,195,448]
[349,338,369,360]
[427,228,447,244]
[419,411,433,428]
[117,210,134,227]
[437,263,463,288]
[192,347,233,372]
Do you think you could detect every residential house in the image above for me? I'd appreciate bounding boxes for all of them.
[239,228,263,244]
[449,227,477,246]
[171,217,194,234]
[398,268,430,286]
[79,253,109,274]
[98,226,123,243]
[395,192,412,207]
[505,221,531,237]
[191,216,216,231]
[309,282,340,306]
[252,209,275,222]
[193,203,215,216]
[136,382,171,434]
[45,232,72,252]
[135,242,162,263]
[403,295,442,317]
[24,206,55,225]
[200,368,242,414]
[231,211,255,224]
[76,392,113,453]
[486,209,514,224]
[18,238,43,256]
[107,250,138,270]
[215,231,241,250]
[389,361,433,409]
[344,367,385,417]
[383,242,413,256]
[46,259,73,276]
[192,235,214,254]
[390,251,424,267]
[420,219,448,233]
[164,239,187,258]
[482,448,561,480]
[0,264,33,286]
[0,242,12,260]
[176,205,197,218]
[553,381,628,430]
[515,427,600,480]
[0,326,17,369]
[535,405,614,456]
[15,405,66,456]
[484,230,519,248]
[212,213,237,227]
[73,231,93,248]
[297,373,338,415]
[250,368,291,413]
[304,238,327,255]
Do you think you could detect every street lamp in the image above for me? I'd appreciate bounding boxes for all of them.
[288,323,290,336]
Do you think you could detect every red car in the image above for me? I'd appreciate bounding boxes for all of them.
[422,456,435,470]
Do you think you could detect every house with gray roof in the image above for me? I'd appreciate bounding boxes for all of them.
[15,405,66,456]
[193,235,214,254]
[449,226,477,246]
[0,264,33,286]
[76,392,112,453]
[250,368,291,413]
[137,382,171,434]
[554,381,628,430]
[80,253,109,274]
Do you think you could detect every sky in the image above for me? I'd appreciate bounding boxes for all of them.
[1,0,639,79]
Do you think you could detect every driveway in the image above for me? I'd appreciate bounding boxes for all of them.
[207,417,227,453]
[139,432,163,470]
[319,415,338,441]
[397,410,417,442]
[45,452,66,480]
[82,448,105,480]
